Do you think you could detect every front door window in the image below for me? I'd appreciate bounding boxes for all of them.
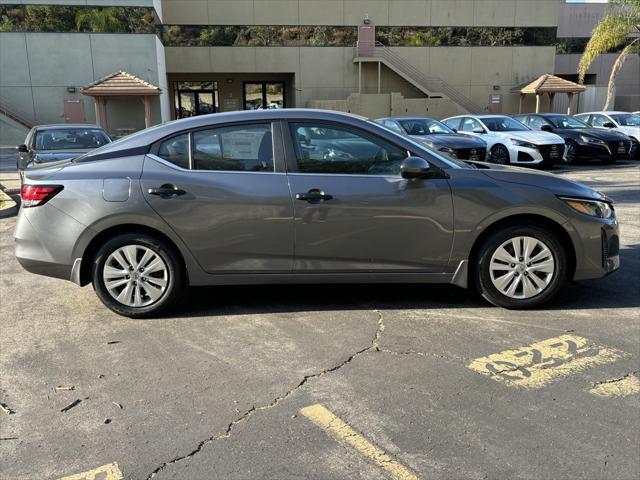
[174,81,219,119]
[244,82,286,110]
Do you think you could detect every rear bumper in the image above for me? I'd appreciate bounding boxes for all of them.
[14,205,86,283]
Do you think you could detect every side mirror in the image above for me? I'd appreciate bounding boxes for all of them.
[451,128,458,133]
[401,156,432,179]
[540,124,553,132]
[603,122,616,128]
[472,128,485,134]
[16,144,28,153]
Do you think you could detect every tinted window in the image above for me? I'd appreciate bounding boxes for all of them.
[158,133,190,169]
[459,117,484,133]
[442,118,461,131]
[610,114,640,127]
[382,120,404,134]
[590,114,610,127]
[34,128,110,151]
[192,124,273,171]
[547,115,589,129]
[289,123,407,175]
[482,116,529,132]
[398,119,452,135]
[527,116,551,130]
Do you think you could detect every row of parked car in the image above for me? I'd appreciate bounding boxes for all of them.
[15,111,640,179]
[377,111,640,168]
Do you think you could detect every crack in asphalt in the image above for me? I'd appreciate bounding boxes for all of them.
[145,310,386,479]
[591,370,638,387]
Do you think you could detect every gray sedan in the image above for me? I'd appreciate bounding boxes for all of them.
[15,109,619,317]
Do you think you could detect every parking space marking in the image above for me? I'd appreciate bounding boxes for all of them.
[300,404,418,480]
[590,374,640,398]
[468,335,624,389]
[58,462,123,480]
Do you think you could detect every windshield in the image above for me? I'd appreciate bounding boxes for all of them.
[482,117,529,132]
[610,114,640,126]
[35,128,111,151]
[547,115,589,129]
[398,119,453,135]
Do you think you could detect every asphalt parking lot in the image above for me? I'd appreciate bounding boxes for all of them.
[1,162,639,480]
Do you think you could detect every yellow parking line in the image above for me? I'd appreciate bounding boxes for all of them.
[300,404,418,480]
[58,462,123,480]
[590,374,640,398]
[468,334,624,389]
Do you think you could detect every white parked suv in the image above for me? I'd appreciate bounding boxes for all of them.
[442,115,565,167]
[574,111,640,159]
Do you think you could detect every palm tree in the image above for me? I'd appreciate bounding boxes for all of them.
[578,0,640,110]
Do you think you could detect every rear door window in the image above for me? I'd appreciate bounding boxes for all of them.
[158,133,190,169]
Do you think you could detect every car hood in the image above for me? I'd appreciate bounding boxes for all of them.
[474,163,607,201]
[555,128,629,141]
[616,126,640,138]
[502,130,565,145]
[410,134,486,149]
[32,149,90,164]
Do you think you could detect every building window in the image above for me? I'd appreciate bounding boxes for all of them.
[243,82,285,110]
[174,81,219,119]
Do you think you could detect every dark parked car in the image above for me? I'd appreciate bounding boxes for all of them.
[17,124,111,181]
[514,113,632,164]
[16,109,619,317]
[376,116,487,161]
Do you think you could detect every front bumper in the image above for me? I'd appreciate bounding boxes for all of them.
[513,143,564,166]
[568,213,620,281]
[576,140,631,161]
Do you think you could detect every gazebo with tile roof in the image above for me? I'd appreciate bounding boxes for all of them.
[511,74,586,115]
[82,70,162,131]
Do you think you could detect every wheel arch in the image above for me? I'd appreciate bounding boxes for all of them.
[466,213,576,287]
[78,224,189,287]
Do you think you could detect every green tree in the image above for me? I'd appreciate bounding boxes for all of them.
[75,7,125,33]
[578,0,640,110]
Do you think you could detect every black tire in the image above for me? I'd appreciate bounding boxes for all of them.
[630,137,640,161]
[474,225,567,309]
[490,144,510,165]
[92,233,185,318]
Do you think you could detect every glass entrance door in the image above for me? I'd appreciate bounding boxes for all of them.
[174,81,219,119]
[243,82,286,110]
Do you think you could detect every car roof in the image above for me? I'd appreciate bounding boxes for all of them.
[34,124,105,130]
[77,109,374,156]
[576,111,629,115]
[377,116,439,121]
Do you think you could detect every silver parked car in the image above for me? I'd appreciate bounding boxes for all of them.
[16,109,620,317]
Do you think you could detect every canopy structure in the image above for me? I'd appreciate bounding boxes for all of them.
[82,70,161,130]
[511,74,586,115]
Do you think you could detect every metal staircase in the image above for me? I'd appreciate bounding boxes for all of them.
[354,42,485,114]
[0,96,35,129]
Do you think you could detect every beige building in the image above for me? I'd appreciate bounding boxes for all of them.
[1,0,638,145]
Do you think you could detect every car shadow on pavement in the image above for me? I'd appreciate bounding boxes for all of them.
[158,243,640,319]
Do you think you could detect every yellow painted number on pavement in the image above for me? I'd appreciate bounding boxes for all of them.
[58,462,123,480]
[468,334,623,389]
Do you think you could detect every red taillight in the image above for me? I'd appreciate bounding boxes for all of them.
[20,184,63,208]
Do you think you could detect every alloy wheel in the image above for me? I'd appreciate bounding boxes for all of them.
[563,143,576,164]
[103,245,169,307]
[491,146,510,164]
[489,236,555,299]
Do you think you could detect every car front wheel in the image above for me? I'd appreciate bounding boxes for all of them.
[92,233,184,318]
[475,225,567,309]
[490,144,510,165]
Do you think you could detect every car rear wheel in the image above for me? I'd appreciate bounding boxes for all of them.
[92,233,184,318]
[490,144,510,165]
[475,225,567,309]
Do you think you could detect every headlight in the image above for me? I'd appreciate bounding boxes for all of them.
[560,197,614,219]
[510,138,537,149]
[579,135,605,144]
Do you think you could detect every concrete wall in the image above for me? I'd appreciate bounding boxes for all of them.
[0,32,168,144]
[161,0,561,26]
[165,45,556,118]
[0,1,156,6]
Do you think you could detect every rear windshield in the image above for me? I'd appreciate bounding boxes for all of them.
[35,128,111,151]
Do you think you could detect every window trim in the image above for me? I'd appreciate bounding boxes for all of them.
[150,120,284,173]
[283,120,413,176]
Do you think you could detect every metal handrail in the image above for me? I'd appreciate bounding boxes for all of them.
[355,42,485,113]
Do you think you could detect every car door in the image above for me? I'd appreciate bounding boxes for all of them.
[459,117,496,149]
[141,121,294,273]
[284,120,454,272]
[590,114,613,129]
